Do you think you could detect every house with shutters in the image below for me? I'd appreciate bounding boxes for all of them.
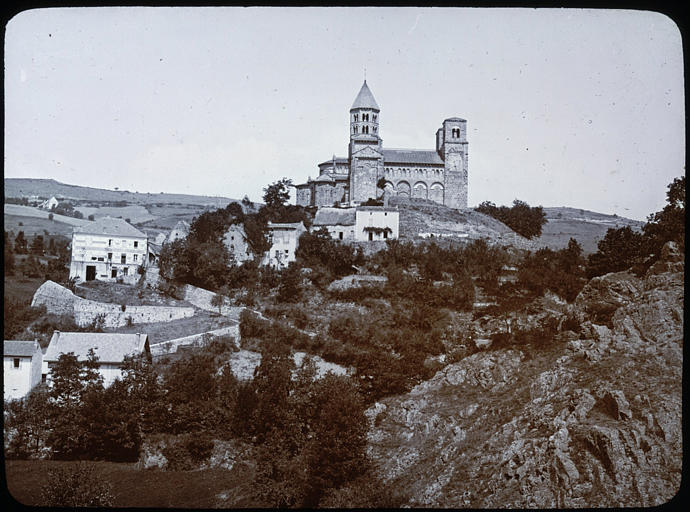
[223,224,253,264]
[4,340,43,401]
[69,217,148,284]
[43,331,151,388]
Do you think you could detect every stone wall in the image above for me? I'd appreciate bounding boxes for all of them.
[31,280,196,329]
[74,299,195,328]
[149,324,240,356]
[180,284,245,319]
[31,280,78,315]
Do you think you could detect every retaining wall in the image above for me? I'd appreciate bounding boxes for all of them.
[149,324,240,356]
[74,299,195,328]
[31,280,196,329]
[180,284,245,319]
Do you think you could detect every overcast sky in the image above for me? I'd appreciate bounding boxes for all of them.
[4,7,684,220]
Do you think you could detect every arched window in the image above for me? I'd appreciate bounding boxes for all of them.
[354,114,358,122]
[452,128,460,138]
[363,125,369,134]
[354,125,358,134]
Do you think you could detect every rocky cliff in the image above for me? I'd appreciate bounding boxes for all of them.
[366,242,683,507]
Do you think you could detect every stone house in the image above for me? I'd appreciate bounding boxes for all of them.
[4,340,43,401]
[43,331,151,388]
[312,206,399,242]
[263,221,307,269]
[295,80,468,209]
[40,196,59,210]
[223,224,253,264]
[166,220,190,244]
[69,217,148,284]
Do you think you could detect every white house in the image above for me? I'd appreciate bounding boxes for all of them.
[223,224,253,264]
[69,217,148,284]
[40,196,59,210]
[311,206,399,242]
[166,220,190,244]
[4,340,43,401]
[263,221,307,269]
[43,331,151,388]
[355,206,399,241]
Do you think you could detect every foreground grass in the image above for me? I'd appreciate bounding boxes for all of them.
[5,460,257,508]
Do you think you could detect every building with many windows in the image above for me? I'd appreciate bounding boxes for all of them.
[295,80,468,209]
[69,217,148,284]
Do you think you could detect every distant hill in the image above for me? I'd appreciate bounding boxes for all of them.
[4,178,238,207]
[391,197,644,254]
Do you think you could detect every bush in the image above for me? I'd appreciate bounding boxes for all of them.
[476,199,547,239]
[40,463,114,507]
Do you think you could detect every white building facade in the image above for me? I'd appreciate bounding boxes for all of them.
[311,206,399,243]
[4,340,43,401]
[69,217,148,285]
[263,221,307,269]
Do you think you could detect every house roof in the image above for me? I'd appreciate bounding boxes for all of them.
[44,332,149,364]
[171,220,190,233]
[350,80,380,111]
[4,340,40,358]
[267,221,306,231]
[73,216,147,238]
[313,207,357,226]
[383,149,444,165]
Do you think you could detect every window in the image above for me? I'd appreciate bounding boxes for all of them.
[373,114,377,122]
[123,267,128,276]
[339,232,343,240]
[353,114,358,122]
[133,254,138,262]
[108,239,112,246]
[231,236,235,241]
[452,127,460,138]
[42,374,47,383]
[13,358,20,368]
[91,257,97,260]
[354,126,358,134]
[373,126,377,133]
[363,113,369,121]
[369,232,373,241]
[363,126,369,134]
[384,231,389,239]
[97,257,104,261]
[134,241,138,248]
[121,254,126,264]
[107,252,112,260]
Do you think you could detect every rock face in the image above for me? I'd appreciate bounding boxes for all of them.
[366,244,683,507]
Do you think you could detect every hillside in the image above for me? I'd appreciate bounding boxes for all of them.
[4,178,237,207]
[392,198,643,254]
[366,243,683,507]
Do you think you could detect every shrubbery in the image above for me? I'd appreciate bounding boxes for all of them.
[476,199,547,239]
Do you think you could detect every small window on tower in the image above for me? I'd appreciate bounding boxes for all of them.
[354,126,358,134]
[373,114,377,122]
[353,114,358,122]
[452,128,460,138]
[363,126,369,134]
[373,126,377,133]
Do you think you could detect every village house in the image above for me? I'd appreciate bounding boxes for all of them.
[166,220,190,244]
[43,331,151,388]
[4,340,43,401]
[312,205,399,242]
[40,196,59,210]
[263,221,307,269]
[223,224,253,264]
[69,216,148,284]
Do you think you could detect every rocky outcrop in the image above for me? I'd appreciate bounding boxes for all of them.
[366,242,683,507]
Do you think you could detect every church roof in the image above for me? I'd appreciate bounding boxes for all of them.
[350,80,380,111]
[383,149,444,165]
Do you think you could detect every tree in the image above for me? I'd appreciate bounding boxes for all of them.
[643,175,685,254]
[14,231,27,253]
[30,235,45,255]
[586,226,645,278]
[263,178,293,210]
[476,199,547,239]
[242,195,254,209]
[4,385,52,459]
[48,213,54,221]
[88,214,95,221]
[211,287,228,314]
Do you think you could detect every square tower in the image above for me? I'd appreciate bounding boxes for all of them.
[437,118,468,209]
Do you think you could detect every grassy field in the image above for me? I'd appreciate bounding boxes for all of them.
[3,275,46,304]
[4,460,258,508]
[74,204,156,224]
[4,214,77,239]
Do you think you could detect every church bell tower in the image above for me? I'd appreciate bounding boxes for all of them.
[348,80,384,204]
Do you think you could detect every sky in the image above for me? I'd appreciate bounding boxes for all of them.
[4,7,685,221]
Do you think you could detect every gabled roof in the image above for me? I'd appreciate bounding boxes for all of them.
[383,149,444,165]
[313,207,357,226]
[4,340,41,358]
[350,80,380,111]
[44,332,149,364]
[74,216,147,238]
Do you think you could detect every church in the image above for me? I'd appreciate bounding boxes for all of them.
[295,81,468,209]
